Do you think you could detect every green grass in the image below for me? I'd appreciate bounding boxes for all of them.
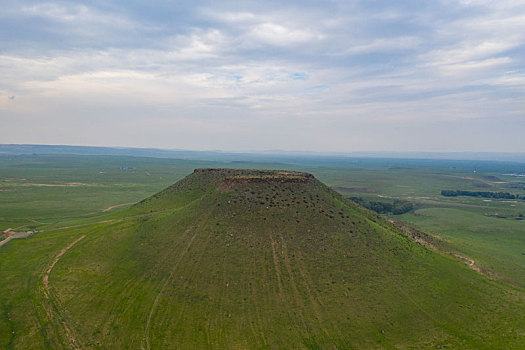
[310,166,525,288]
[0,154,198,230]
[1,169,524,349]
[401,207,525,286]
[1,155,525,348]
[0,155,302,231]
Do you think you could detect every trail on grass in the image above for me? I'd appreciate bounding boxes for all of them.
[454,253,483,273]
[387,218,489,276]
[42,235,86,350]
[38,208,175,233]
[101,202,135,212]
[0,231,33,248]
[39,219,121,233]
[43,235,86,290]
[143,232,198,350]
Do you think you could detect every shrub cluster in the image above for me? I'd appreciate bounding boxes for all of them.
[350,197,413,215]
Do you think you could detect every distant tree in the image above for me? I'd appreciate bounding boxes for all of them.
[441,190,457,197]
[392,200,414,215]
[441,190,517,199]
[349,197,413,215]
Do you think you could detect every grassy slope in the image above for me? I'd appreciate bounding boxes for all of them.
[0,155,296,231]
[1,170,523,349]
[314,166,525,288]
[0,154,213,231]
[400,208,525,286]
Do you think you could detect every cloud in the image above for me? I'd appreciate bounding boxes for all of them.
[0,0,524,151]
[246,23,320,46]
[340,36,421,55]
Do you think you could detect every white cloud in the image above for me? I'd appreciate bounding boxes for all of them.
[341,36,421,55]
[165,29,226,60]
[20,2,140,30]
[247,23,320,46]
[422,41,516,67]
[1,0,524,151]
[22,3,94,23]
[205,11,257,24]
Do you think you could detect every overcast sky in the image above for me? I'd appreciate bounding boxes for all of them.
[1,0,524,152]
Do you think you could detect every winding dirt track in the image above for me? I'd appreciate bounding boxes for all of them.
[101,202,135,212]
[39,219,121,233]
[43,235,86,290]
[42,235,86,350]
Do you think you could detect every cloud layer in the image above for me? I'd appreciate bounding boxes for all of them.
[1,0,524,151]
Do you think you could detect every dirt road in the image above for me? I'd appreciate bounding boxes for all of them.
[0,231,34,248]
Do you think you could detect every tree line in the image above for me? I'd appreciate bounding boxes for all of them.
[350,197,414,215]
[441,190,520,199]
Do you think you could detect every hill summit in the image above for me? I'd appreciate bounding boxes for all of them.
[42,169,524,349]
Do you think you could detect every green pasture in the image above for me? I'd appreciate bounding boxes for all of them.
[0,154,524,348]
[0,169,524,348]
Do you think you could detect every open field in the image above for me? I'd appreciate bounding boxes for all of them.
[0,153,524,348]
[1,154,524,282]
[1,154,524,285]
[0,154,212,231]
[1,168,524,348]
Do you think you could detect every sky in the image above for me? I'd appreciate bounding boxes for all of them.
[1,0,524,152]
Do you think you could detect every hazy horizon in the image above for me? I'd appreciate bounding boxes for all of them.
[3,143,525,164]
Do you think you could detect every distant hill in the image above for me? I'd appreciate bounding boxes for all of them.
[35,169,524,349]
[0,143,218,159]
[2,144,525,165]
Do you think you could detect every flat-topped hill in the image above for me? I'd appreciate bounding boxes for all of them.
[24,169,525,349]
[194,168,314,183]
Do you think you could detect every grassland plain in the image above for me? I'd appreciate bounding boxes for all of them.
[0,168,524,349]
[0,154,213,230]
[1,154,524,287]
[0,154,295,231]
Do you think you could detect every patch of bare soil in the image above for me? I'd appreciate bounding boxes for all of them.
[453,253,482,273]
[101,202,134,212]
[24,182,101,187]
[386,218,439,251]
